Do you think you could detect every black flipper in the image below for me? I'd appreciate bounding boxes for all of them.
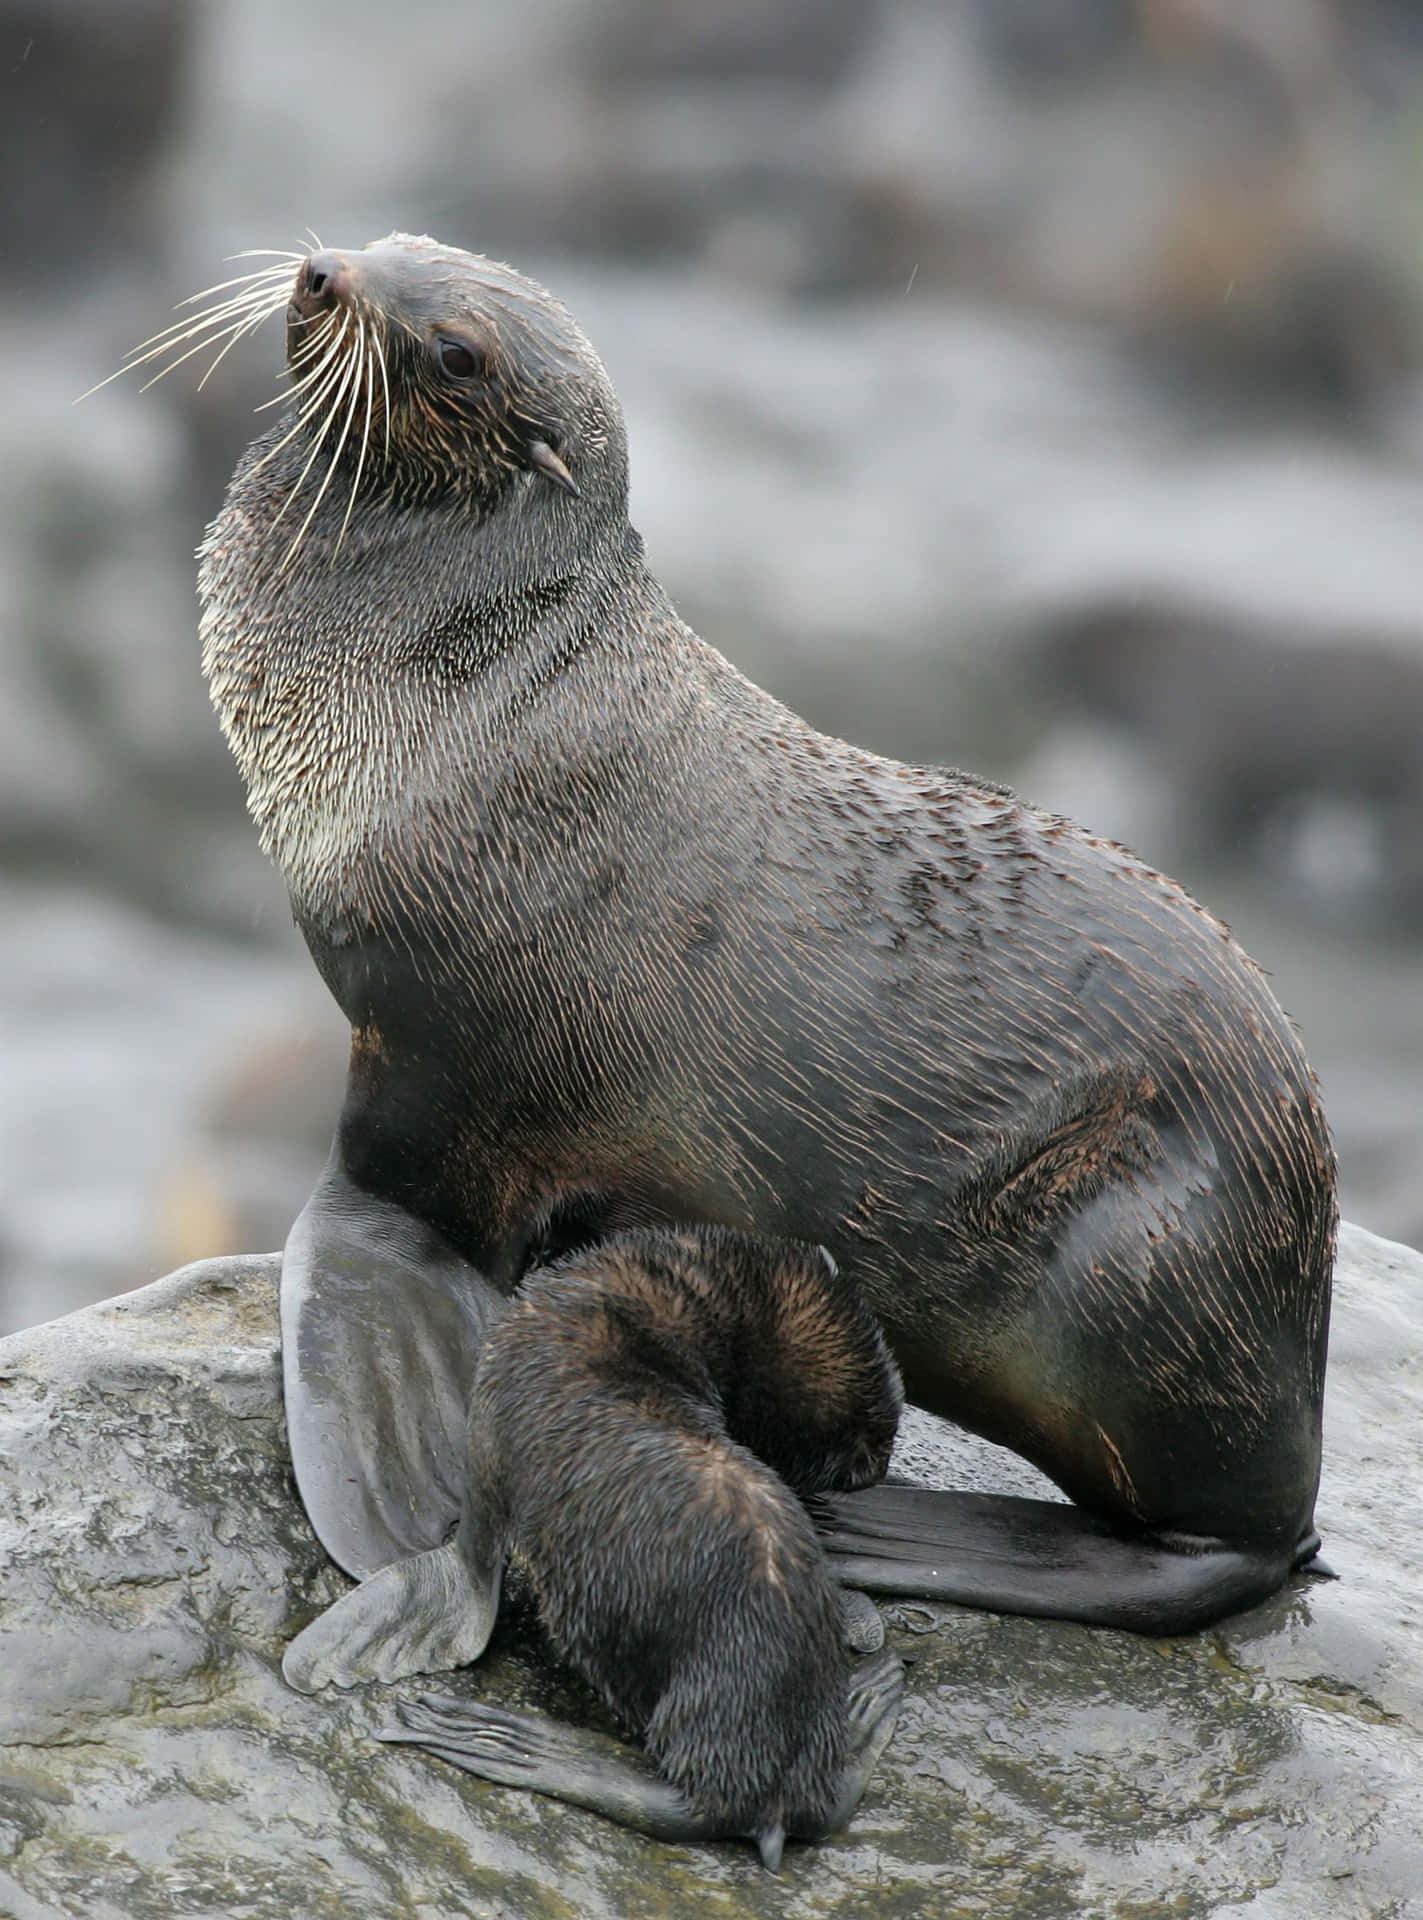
[814,1485,1302,1637]
[282,1151,507,1579]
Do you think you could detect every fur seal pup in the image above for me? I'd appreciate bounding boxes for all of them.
[189,235,1335,1678]
[371,1226,904,1869]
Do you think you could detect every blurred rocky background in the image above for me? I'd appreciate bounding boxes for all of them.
[3,0,1422,1333]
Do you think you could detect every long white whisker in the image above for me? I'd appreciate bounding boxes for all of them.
[75,283,292,401]
[166,266,292,316]
[254,372,318,414]
[193,299,284,392]
[246,325,351,481]
[280,329,365,567]
[290,317,347,388]
[370,320,393,460]
[252,340,336,412]
[136,277,294,350]
[245,384,344,477]
[173,262,298,311]
[76,248,307,406]
[279,337,338,393]
[287,316,342,371]
[250,308,355,417]
[112,281,288,368]
[244,323,345,455]
[270,317,358,521]
[285,335,350,419]
[286,350,364,548]
[133,293,290,392]
[334,319,376,558]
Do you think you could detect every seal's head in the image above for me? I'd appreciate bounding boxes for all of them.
[186,235,643,896]
[281,233,627,531]
[95,233,631,562]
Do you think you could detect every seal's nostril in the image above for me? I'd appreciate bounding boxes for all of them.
[300,251,348,307]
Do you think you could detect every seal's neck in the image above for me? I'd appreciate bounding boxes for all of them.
[199,450,656,925]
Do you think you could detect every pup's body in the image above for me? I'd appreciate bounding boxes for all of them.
[385,1226,904,1867]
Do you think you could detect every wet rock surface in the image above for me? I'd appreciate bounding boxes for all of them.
[1,1222,1418,1919]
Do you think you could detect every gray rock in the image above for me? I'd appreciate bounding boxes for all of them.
[1,1222,1419,1917]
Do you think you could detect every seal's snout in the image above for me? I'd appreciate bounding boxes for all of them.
[291,250,356,322]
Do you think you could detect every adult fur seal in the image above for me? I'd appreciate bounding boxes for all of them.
[194,235,1335,1685]
[370,1225,904,1868]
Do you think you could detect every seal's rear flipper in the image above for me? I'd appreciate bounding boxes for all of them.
[283,1152,507,1579]
[814,1485,1304,1636]
[284,1542,501,1693]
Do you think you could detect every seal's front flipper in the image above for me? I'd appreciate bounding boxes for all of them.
[284,1542,501,1693]
[283,1152,507,1579]
[815,1485,1295,1636]
[377,1696,715,1845]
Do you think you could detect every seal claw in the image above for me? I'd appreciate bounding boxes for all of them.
[755,1821,786,1873]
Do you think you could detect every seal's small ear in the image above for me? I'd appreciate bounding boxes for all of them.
[528,439,580,498]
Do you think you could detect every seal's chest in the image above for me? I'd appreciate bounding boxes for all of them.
[202,618,425,909]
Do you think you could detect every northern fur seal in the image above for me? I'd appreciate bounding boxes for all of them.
[366,1226,904,1868]
[187,236,1334,1694]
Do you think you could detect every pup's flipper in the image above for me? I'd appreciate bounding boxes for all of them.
[379,1648,905,1869]
[837,1584,886,1653]
[823,1647,905,1831]
[378,1695,705,1841]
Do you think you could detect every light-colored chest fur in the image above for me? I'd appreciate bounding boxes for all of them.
[200,594,456,920]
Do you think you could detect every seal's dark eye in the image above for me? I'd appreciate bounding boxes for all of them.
[437,337,483,381]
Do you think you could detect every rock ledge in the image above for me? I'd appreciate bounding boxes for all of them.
[1,1224,1420,1918]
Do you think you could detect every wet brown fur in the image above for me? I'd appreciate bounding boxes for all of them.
[462,1226,902,1838]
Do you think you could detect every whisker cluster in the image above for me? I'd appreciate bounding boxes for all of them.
[78,252,303,400]
[80,245,386,571]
